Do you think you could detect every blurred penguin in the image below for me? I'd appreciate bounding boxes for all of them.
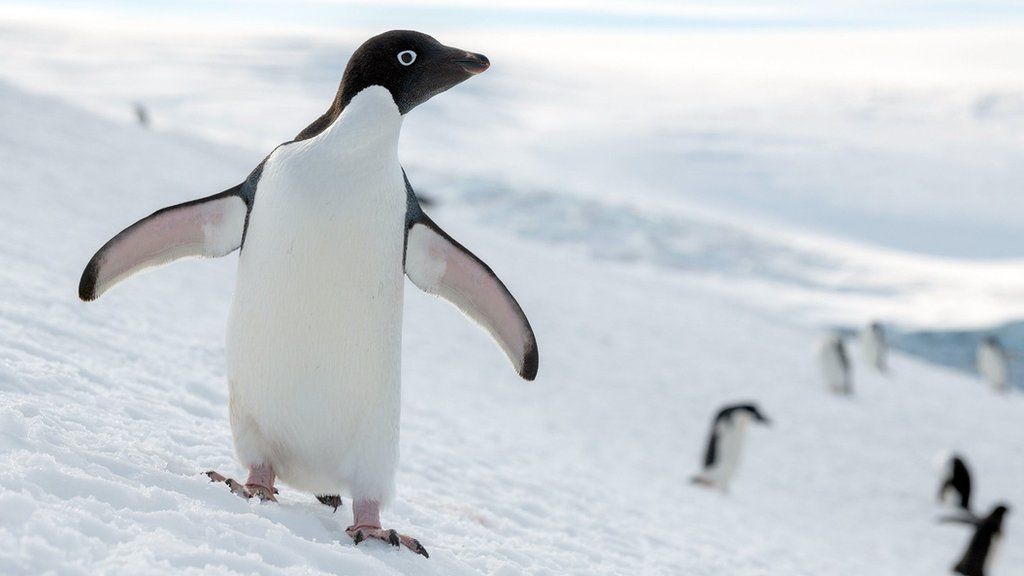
[937,453,972,512]
[976,336,1009,392]
[941,503,1010,576]
[860,321,888,373]
[819,332,852,395]
[692,403,770,491]
[134,103,150,129]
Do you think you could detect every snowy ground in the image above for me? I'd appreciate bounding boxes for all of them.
[1,8,1023,575]
[0,79,1022,575]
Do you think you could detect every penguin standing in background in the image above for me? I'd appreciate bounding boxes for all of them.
[941,504,1010,576]
[860,321,888,373]
[937,453,972,511]
[819,332,852,395]
[134,102,150,129]
[692,403,770,491]
[79,31,538,556]
[976,336,1010,392]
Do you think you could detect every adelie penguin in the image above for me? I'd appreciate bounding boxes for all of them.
[937,453,972,512]
[819,332,852,395]
[78,30,538,557]
[860,321,888,373]
[976,336,1009,392]
[941,503,1010,576]
[691,403,770,491]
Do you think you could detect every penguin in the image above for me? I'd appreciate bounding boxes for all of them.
[941,503,1010,576]
[860,321,888,373]
[134,102,150,129]
[78,30,538,557]
[976,336,1009,392]
[691,403,770,491]
[819,332,852,395]
[937,453,972,511]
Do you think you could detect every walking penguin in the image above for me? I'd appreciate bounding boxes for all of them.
[79,30,539,556]
[937,453,972,511]
[941,504,1010,576]
[860,321,888,373]
[976,336,1010,392]
[819,332,852,395]
[691,402,770,491]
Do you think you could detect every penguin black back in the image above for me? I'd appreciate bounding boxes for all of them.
[939,454,973,511]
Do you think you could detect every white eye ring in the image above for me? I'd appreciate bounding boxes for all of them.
[397,50,417,66]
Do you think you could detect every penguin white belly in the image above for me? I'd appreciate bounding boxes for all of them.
[225,87,407,502]
[820,348,847,393]
[986,534,1001,573]
[978,346,1008,390]
[708,419,747,488]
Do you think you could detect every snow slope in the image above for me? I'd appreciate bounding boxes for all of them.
[0,81,1022,575]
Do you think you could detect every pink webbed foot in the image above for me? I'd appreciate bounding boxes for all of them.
[206,465,278,502]
[347,499,429,558]
[347,525,429,558]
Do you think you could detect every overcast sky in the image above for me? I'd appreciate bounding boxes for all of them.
[5,1,1024,31]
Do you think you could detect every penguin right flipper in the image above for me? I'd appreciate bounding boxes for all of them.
[79,186,249,301]
[404,213,538,381]
[939,513,981,526]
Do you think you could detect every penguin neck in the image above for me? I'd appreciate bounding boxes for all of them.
[317,85,404,154]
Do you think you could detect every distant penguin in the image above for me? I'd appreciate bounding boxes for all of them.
[134,103,150,129]
[819,332,852,395]
[976,336,1009,392]
[79,31,538,556]
[937,453,972,511]
[942,503,1010,576]
[692,403,770,491]
[860,321,888,373]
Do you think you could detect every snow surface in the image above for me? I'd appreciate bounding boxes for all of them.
[1,77,1022,575]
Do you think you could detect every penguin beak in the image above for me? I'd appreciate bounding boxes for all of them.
[454,51,490,75]
[759,416,772,426]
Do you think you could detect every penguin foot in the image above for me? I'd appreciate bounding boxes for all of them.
[205,468,279,503]
[245,483,278,503]
[205,470,252,500]
[346,525,429,558]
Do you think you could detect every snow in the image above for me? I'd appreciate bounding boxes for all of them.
[0,13,1022,576]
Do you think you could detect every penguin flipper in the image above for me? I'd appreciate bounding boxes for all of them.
[404,216,538,380]
[939,513,980,526]
[79,187,248,301]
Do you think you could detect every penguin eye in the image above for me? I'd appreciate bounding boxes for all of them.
[397,50,417,66]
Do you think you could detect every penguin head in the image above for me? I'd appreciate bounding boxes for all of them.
[990,503,1010,523]
[746,405,771,426]
[718,402,771,426]
[339,30,489,115]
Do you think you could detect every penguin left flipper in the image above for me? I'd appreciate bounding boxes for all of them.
[79,186,249,301]
[404,215,538,381]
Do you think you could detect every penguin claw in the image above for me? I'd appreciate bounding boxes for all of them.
[345,526,427,557]
[205,470,274,501]
[246,484,278,503]
[206,470,251,499]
